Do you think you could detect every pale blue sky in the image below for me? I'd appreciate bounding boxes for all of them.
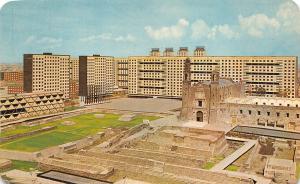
[0,0,300,63]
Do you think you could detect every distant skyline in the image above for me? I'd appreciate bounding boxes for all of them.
[0,0,300,63]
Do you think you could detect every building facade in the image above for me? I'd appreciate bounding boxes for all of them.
[0,91,64,124]
[180,58,300,131]
[70,58,79,81]
[23,53,71,99]
[79,55,116,104]
[7,84,23,94]
[115,57,128,90]
[2,71,23,82]
[69,80,79,99]
[69,58,79,99]
[118,47,297,98]
[180,58,243,124]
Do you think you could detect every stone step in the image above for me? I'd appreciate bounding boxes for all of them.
[118,148,204,168]
[135,140,212,158]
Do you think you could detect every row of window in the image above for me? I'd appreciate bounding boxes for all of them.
[240,110,299,118]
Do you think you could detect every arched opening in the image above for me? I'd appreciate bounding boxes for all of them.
[196,111,203,122]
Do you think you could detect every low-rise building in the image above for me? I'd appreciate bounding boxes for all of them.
[7,84,23,94]
[2,71,23,82]
[0,91,64,124]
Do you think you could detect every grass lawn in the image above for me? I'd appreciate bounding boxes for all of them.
[64,106,82,112]
[0,160,38,173]
[202,162,215,169]
[202,155,225,170]
[0,113,159,152]
[226,165,239,171]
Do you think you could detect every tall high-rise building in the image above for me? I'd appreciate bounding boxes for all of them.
[23,53,71,99]
[70,58,79,81]
[79,55,116,104]
[115,47,297,98]
[69,58,79,99]
[115,57,128,90]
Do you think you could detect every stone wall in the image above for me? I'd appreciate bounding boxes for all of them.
[38,158,114,180]
[119,148,204,167]
[223,103,300,130]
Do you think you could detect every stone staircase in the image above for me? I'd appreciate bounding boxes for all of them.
[76,150,252,184]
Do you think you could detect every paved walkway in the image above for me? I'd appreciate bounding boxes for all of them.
[211,137,257,171]
[210,137,272,184]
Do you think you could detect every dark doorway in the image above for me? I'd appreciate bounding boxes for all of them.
[196,111,203,122]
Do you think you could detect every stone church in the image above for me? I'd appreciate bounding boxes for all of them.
[180,58,300,131]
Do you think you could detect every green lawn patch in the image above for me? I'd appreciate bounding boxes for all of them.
[0,131,83,152]
[226,165,239,171]
[64,106,82,112]
[202,155,225,170]
[202,162,215,169]
[0,160,37,173]
[0,113,160,152]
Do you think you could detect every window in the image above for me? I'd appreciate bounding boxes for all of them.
[267,112,270,116]
[277,112,280,117]
[198,101,203,107]
[258,111,261,115]
[249,110,252,115]
[287,113,289,117]
[240,110,243,114]
[297,114,299,118]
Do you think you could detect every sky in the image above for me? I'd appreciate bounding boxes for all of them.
[0,0,300,63]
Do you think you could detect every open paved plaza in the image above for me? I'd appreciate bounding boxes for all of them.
[94,98,182,114]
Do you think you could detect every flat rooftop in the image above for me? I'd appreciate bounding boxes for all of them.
[230,125,300,140]
[225,96,300,108]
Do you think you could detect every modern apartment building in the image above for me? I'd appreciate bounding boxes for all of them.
[23,53,71,99]
[118,47,297,98]
[69,58,79,99]
[115,57,128,90]
[70,58,79,81]
[79,55,116,104]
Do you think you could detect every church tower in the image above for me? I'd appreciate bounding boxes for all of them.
[180,58,193,121]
